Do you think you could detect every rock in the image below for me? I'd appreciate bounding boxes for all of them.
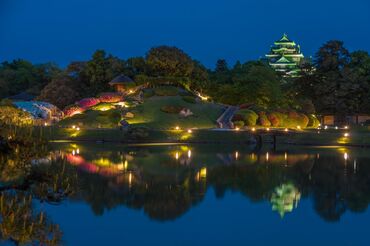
[179,108,193,117]
[124,112,134,118]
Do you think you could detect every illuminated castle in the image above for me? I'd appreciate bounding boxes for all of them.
[265,33,304,77]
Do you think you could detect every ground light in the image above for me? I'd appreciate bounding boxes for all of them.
[72,125,76,129]
[344,133,350,137]
[285,128,289,132]
[235,127,240,131]
[251,127,256,132]
[297,125,301,130]
[175,126,180,130]
[187,129,192,133]
[266,128,270,132]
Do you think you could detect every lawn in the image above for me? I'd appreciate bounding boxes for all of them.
[127,96,225,129]
[58,108,121,128]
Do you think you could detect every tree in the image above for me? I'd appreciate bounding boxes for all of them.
[215,59,228,73]
[146,46,194,77]
[85,50,110,95]
[37,75,80,109]
[309,41,352,118]
[124,57,147,77]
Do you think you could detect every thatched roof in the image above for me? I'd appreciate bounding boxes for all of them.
[109,74,133,85]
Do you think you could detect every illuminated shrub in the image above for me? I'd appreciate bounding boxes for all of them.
[92,103,115,111]
[160,105,183,114]
[98,93,123,103]
[308,114,320,128]
[77,98,100,109]
[0,106,34,126]
[282,111,309,128]
[233,121,245,128]
[235,109,258,126]
[232,114,244,122]
[298,113,309,128]
[258,112,271,127]
[63,104,84,117]
[267,112,280,127]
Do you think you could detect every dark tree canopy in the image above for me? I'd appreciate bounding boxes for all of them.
[146,46,194,77]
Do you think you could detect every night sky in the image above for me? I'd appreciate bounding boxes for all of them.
[1,0,369,68]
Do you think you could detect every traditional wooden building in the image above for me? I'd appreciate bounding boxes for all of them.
[265,34,304,77]
[109,74,134,93]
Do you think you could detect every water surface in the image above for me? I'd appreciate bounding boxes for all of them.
[2,143,370,245]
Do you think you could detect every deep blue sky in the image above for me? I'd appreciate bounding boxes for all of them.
[1,0,369,68]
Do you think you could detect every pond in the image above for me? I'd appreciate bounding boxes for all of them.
[1,143,370,245]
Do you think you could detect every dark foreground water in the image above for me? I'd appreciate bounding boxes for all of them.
[2,143,370,245]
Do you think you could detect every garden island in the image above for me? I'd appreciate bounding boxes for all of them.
[1,33,370,245]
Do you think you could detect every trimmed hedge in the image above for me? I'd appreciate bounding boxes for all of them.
[98,92,123,103]
[77,97,100,109]
[308,114,320,128]
[182,96,196,104]
[258,112,271,127]
[236,109,258,126]
[233,121,245,128]
[160,105,183,114]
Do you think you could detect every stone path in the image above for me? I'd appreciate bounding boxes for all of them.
[216,106,238,129]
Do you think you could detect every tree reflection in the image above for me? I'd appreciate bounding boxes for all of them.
[58,146,370,222]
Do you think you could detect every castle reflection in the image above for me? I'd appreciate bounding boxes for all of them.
[41,143,370,222]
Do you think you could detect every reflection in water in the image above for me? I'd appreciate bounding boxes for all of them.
[2,142,370,244]
[270,183,301,217]
[39,143,370,223]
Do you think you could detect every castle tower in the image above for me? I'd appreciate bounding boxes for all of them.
[265,34,304,77]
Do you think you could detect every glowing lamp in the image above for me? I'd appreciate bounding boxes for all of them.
[266,128,270,131]
[252,127,256,132]
[187,129,192,133]
[72,125,76,129]
[235,127,240,131]
[76,127,81,131]
[175,126,180,130]
[285,128,289,132]
[344,133,349,137]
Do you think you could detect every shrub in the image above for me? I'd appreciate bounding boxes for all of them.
[232,114,244,122]
[308,114,321,128]
[258,112,271,127]
[160,105,183,114]
[236,109,258,126]
[267,112,280,127]
[92,103,115,111]
[63,105,84,117]
[0,106,33,126]
[239,103,253,109]
[298,113,309,128]
[77,97,100,109]
[182,96,196,104]
[233,121,245,128]
[154,86,178,96]
[98,92,123,103]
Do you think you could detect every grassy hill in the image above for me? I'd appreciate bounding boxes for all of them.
[127,96,224,129]
[57,86,225,129]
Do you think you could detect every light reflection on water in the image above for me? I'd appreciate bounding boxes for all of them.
[2,143,370,245]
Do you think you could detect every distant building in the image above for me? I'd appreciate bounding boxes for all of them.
[265,34,304,77]
[109,74,134,93]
